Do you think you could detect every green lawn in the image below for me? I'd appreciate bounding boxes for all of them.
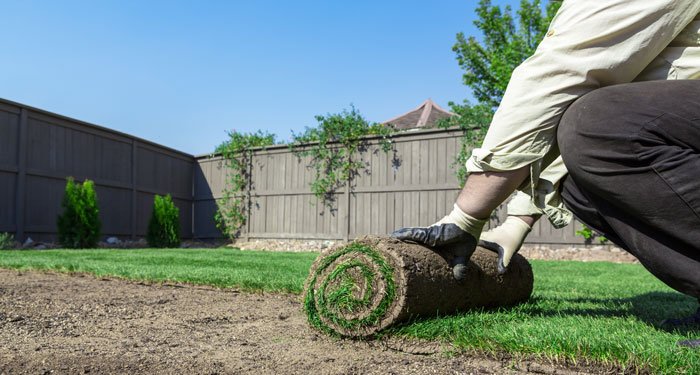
[390,261,700,373]
[0,248,317,293]
[0,248,698,373]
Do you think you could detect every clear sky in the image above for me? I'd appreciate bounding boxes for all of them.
[2,0,522,155]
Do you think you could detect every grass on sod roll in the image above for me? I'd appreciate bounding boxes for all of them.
[0,249,698,373]
[304,242,396,334]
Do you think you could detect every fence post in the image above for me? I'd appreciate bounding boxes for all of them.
[190,160,196,240]
[15,108,28,242]
[131,140,138,240]
[343,180,350,242]
[244,153,252,242]
[343,152,351,242]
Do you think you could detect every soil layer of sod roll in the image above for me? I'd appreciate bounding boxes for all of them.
[304,235,533,338]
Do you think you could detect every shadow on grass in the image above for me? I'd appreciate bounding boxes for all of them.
[521,291,698,333]
[389,291,699,336]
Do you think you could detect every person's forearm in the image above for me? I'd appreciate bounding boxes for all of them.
[514,214,539,227]
[456,166,530,220]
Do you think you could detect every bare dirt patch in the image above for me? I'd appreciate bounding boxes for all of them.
[0,269,612,374]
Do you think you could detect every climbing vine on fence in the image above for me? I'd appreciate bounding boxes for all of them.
[289,106,394,211]
[436,102,494,186]
[215,130,276,240]
[575,224,609,245]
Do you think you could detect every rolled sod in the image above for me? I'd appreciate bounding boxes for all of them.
[303,235,533,338]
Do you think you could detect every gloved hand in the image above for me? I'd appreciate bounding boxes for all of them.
[478,216,532,275]
[391,204,486,280]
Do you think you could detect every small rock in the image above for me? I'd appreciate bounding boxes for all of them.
[106,237,120,245]
[23,237,34,248]
[34,244,47,250]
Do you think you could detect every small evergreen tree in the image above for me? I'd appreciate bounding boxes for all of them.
[0,232,15,250]
[57,177,101,248]
[147,194,180,248]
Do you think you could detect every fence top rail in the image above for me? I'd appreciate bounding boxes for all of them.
[0,97,194,160]
[194,126,469,160]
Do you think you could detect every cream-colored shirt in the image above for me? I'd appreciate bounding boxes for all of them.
[467,0,700,228]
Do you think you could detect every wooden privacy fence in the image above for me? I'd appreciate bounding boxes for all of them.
[0,99,194,241]
[194,128,585,245]
[0,97,585,245]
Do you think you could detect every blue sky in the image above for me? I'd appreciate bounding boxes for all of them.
[2,0,522,155]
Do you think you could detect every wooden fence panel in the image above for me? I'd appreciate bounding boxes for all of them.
[346,132,462,238]
[0,105,20,167]
[0,98,194,242]
[0,104,20,234]
[23,175,65,235]
[1,97,586,246]
[246,149,343,239]
[0,172,16,232]
[194,128,586,245]
[192,158,223,239]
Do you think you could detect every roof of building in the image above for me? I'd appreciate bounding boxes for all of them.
[382,99,454,130]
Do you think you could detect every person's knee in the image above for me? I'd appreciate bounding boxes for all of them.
[557,87,627,175]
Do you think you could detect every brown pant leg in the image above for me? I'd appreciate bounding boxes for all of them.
[557,80,700,299]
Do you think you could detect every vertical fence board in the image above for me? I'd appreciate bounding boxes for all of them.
[14,108,27,239]
[0,108,20,167]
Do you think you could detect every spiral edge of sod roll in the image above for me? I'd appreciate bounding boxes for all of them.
[303,238,406,337]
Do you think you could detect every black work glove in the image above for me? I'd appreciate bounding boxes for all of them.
[391,204,486,281]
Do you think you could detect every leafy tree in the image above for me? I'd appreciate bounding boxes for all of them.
[454,0,561,109]
[439,0,561,185]
[216,130,276,240]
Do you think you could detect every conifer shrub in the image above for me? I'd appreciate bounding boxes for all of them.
[57,177,101,248]
[147,194,180,248]
[0,232,15,250]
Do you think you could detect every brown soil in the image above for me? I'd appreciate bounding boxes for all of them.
[0,269,614,374]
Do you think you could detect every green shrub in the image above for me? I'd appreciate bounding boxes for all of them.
[57,177,101,248]
[576,223,609,244]
[0,232,15,250]
[147,194,180,248]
